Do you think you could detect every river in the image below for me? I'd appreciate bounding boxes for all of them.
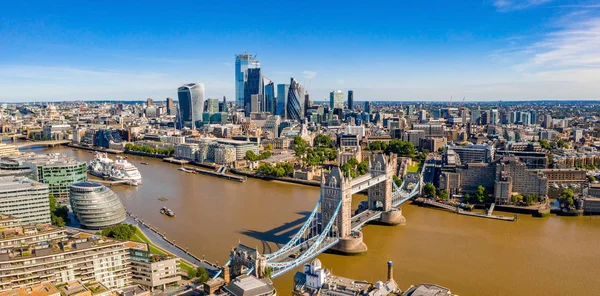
[29,146,600,295]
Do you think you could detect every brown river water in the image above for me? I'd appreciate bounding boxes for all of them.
[32,146,600,296]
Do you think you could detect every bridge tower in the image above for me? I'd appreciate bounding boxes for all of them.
[367,154,395,211]
[368,153,406,225]
[321,166,367,254]
[229,244,266,278]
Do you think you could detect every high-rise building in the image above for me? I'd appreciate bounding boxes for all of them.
[178,83,205,128]
[276,84,290,117]
[330,90,344,109]
[0,176,51,225]
[542,114,553,128]
[521,112,531,126]
[146,98,154,106]
[304,94,311,117]
[244,68,263,116]
[490,109,499,125]
[530,110,538,125]
[166,97,175,115]
[364,101,372,113]
[235,53,259,109]
[348,90,354,110]
[206,98,220,113]
[264,81,276,114]
[287,78,305,121]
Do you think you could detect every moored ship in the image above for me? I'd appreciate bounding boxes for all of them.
[88,153,142,186]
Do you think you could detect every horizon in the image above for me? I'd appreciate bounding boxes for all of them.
[1,0,600,102]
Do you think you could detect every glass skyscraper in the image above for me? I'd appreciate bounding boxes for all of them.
[330,90,344,109]
[178,83,205,128]
[287,78,304,121]
[235,53,259,109]
[348,90,354,110]
[244,68,263,116]
[277,84,290,118]
[264,81,275,114]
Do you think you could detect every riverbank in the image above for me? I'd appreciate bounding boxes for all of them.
[230,168,321,187]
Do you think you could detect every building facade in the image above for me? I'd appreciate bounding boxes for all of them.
[69,182,126,229]
[0,177,50,225]
[178,83,205,128]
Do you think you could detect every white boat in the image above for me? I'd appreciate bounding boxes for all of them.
[88,153,142,186]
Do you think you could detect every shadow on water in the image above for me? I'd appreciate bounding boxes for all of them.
[239,211,313,254]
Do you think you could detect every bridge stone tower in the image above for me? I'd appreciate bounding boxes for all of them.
[367,154,396,211]
[321,166,368,254]
[229,244,266,278]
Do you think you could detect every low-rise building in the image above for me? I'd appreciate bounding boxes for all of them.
[130,250,181,291]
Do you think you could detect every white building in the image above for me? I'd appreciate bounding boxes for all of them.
[0,177,50,225]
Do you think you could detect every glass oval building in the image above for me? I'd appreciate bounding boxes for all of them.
[69,182,126,229]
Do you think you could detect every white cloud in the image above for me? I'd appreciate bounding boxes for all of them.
[493,0,552,12]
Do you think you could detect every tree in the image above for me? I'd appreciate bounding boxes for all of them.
[557,139,569,149]
[340,158,369,178]
[292,136,307,156]
[588,175,596,183]
[195,267,210,284]
[511,194,524,204]
[474,186,487,203]
[265,143,273,151]
[393,175,402,187]
[539,139,552,150]
[561,188,575,207]
[314,134,334,148]
[187,268,198,279]
[386,140,416,157]
[438,190,449,200]
[464,193,471,202]
[424,183,436,197]
[264,266,273,279]
[49,194,68,227]
[101,224,137,240]
[245,150,258,161]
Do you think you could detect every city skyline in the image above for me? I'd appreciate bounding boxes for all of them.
[1,1,600,102]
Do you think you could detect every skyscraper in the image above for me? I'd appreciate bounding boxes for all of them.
[244,68,263,116]
[287,78,304,121]
[330,90,344,109]
[364,101,372,113]
[277,84,290,117]
[146,98,154,106]
[264,81,276,114]
[205,98,219,113]
[348,90,354,110]
[235,53,260,109]
[166,97,175,115]
[490,109,499,125]
[177,83,205,128]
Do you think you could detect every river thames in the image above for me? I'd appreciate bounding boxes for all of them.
[33,146,600,295]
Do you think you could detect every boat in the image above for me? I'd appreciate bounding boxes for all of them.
[160,207,175,217]
[158,197,168,201]
[140,162,149,165]
[88,153,143,186]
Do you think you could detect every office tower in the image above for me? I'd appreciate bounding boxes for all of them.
[0,176,51,225]
[530,110,538,125]
[166,97,175,115]
[407,105,415,115]
[364,101,372,113]
[146,98,154,106]
[472,109,481,124]
[330,90,344,109]
[542,114,553,128]
[244,68,263,116]
[178,83,205,128]
[287,77,304,121]
[419,110,427,122]
[348,90,354,110]
[490,109,499,125]
[235,53,259,109]
[573,129,583,142]
[264,80,275,114]
[277,84,290,117]
[480,110,489,125]
[304,94,311,117]
[220,96,228,112]
[206,98,220,113]
[521,112,531,125]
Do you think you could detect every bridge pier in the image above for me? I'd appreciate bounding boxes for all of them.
[380,208,406,226]
[329,231,368,255]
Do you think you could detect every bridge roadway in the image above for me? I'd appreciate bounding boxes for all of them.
[16,140,71,148]
[267,185,418,265]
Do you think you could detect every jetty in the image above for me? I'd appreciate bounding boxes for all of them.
[181,166,246,182]
[416,197,516,221]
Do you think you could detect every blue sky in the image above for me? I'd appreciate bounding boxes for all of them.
[1,0,599,102]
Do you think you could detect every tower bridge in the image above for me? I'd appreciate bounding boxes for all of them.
[219,154,421,280]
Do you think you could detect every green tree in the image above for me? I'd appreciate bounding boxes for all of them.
[314,134,334,148]
[588,175,596,183]
[386,140,416,157]
[101,224,137,240]
[474,186,487,203]
[438,190,449,200]
[293,136,307,156]
[264,266,273,279]
[265,143,273,151]
[424,183,436,197]
[393,175,402,187]
[464,193,471,202]
[561,188,575,207]
[557,139,569,149]
[511,194,524,204]
[195,267,210,284]
[539,139,552,150]
[49,194,68,227]
[187,268,198,279]
[245,150,258,161]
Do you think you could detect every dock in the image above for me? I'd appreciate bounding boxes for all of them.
[163,157,190,165]
[416,198,516,221]
[181,166,246,182]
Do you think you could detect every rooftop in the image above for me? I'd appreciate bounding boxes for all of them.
[0,282,59,296]
[0,176,47,192]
